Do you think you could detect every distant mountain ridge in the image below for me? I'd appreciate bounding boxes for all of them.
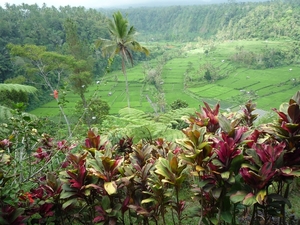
[100,0,299,41]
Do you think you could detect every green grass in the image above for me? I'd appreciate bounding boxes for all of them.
[29,40,300,117]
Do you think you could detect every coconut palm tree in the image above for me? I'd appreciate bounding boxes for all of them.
[96,11,149,108]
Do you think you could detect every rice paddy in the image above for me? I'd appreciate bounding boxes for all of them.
[29,40,300,117]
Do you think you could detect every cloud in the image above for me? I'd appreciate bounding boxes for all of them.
[0,0,153,8]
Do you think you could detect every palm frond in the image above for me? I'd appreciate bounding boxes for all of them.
[111,11,129,40]
[129,41,150,56]
[96,38,118,58]
[0,84,37,93]
[141,46,150,56]
[127,26,136,37]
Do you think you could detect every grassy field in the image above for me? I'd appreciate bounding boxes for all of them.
[30,40,300,117]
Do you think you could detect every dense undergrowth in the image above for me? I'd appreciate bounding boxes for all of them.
[1,91,300,224]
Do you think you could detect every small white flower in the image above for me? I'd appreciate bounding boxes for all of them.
[31,128,38,135]
[96,81,100,84]
[92,116,96,120]
[82,85,85,88]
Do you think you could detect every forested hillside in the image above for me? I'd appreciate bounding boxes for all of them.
[0,4,111,108]
[0,4,109,82]
[102,0,300,41]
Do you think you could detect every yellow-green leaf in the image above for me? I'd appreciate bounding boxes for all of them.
[256,190,266,205]
[104,181,117,195]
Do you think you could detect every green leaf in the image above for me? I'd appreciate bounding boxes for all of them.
[141,198,157,204]
[155,157,174,182]
[218,114,232,133]
[243,193,256,206]
[212,187,222,199]
[221,211,232,223]
[281,167,300,177]
[62,198,77,209]
[230,154,244,174]
[198,180,211,188]
[60,189,76,199]
[209,217,218,225]
[230,191,247,203]
[221,171,230,180]
[102,195,111,210]
[268,194,292,208]
[245,149,261,167]
[211,159,224,167]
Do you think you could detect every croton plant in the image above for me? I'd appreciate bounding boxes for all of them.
[1,92,300,225]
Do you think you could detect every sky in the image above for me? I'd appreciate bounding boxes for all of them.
[0,0,215,9]
[0,0,196,8]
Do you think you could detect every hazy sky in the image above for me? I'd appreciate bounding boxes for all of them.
[0,0,201,9]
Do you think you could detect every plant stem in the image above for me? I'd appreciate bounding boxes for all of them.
[176,187,182,225]
[232,204,236,225]
[281,182,290,225]
[250,204,257,225]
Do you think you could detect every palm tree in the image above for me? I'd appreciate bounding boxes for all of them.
[96,11,149,108]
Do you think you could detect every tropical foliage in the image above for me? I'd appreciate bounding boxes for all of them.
[2,2,300,224]
[1,91,300,224]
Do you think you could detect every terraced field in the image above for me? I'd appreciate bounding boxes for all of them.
[30,40,300,117]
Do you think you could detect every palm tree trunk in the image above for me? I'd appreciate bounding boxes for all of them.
[122,59,130,108]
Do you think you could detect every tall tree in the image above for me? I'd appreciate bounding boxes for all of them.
[64,19,93,108]
[96,11,149,108]
[7,44,74,136]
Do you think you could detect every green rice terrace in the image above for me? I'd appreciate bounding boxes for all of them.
[30,40,300,116]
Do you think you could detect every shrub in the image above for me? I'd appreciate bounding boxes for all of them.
[1,92,300,224]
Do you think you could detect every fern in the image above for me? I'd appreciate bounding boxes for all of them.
[0,84,37,93]
[156,107,196,127]
[0,84,37,122]
[0,105,13,121]
[102,108,193,143]
[118,107,152,121]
